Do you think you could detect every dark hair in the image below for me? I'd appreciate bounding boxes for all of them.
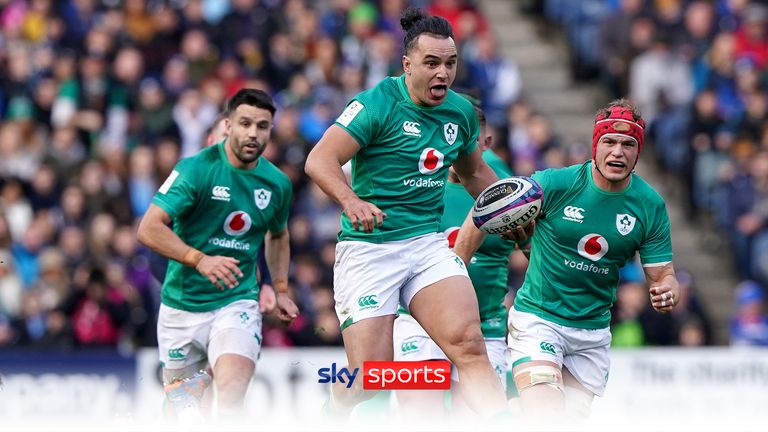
[596,98,643,123]
[207,111,229,135]
[457,92,486,125]
[473,105,486,126]
[400,7,454,54]
[88,267,107,286]
[227,88,276,117]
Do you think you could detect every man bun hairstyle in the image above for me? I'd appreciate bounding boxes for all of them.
[400,7,454,54]
[227,88,276,117]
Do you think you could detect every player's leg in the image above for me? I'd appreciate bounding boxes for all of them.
[392,313,450,420]
[401,234,508,417]
[330,315,396,414]
[208,299,263,418]
[560,326,611,420]
[211,354,254,416]
[451,337,507,420]
[157,304,213,420]
[562,368,595,420]
[507,307,566,418]
[512,360,564,416]
[329,240,406,415]
[408,277,507,417]
[199,366,215,416]
[162,363,212,417]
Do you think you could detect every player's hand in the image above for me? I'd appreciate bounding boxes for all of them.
[649,280,679,313]
[196,255,243,290]
[342,197,386,233]
[275,293,299,323]
[501,220,536,244]
[259,283,277,313]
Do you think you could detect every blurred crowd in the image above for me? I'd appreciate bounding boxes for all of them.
[529,0,768,346]
[1,0,762,353]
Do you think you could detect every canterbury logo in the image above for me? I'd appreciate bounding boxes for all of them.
[563,205,584,223]
[401,340,419,353]
[212,185,230,201]
[357,295,379,308]
[168,348,185,360]
[402,121,421,136]
[539,342,556,355]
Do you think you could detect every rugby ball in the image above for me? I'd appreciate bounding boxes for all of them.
[472,177,543,234]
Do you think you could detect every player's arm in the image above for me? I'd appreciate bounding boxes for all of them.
[256,248,276,313]
[454,210,534,263]
[305,124,386,232]
[137,203,242,290]
[454,148,535,243]
[644,262,679,313]
[264,227,298,322]
[454,212,486,266]
[452,146,498,199]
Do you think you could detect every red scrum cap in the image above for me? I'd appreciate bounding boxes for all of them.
[592,106,645,165]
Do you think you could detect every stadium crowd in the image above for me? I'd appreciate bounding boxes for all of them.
[0,0,762,352]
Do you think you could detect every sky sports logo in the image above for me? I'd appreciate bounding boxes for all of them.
[317,361,451,390]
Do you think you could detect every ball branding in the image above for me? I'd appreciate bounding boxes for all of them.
[471,177,543,234]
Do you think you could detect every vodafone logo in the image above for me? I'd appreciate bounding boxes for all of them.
[223,211,252,236]
[418,148,444,175]
[444,227,460,248]
[577,234,608,262]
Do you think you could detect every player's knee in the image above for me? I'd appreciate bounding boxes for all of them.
[564,386,593,419]
[445,325,486,366]
[514,364,564,393]
[215,373,250,399]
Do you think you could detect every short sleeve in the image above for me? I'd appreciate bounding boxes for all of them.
[531,168,555,214]
[461,109,480,156]
[152,158,200,219]
[639,201,673,265]
[335,95,378,149]
[268,176,293,233]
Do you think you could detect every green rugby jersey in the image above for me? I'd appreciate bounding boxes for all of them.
[515,161,672,329]
[399,150,515,338]
[335,75,479,243]
[152,141,292,312]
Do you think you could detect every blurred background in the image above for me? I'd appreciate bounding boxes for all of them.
[0,0,766,426]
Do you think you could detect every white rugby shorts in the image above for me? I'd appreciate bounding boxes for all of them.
[333,232,469,330]
[507,307,611,396]
[157,299,263,370]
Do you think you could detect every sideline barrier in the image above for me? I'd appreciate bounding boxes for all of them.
[1,347,766,429]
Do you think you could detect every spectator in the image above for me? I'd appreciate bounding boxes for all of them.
[135,77,178,148]
[0,249,23,318]
[730,280,768,346]
[60,266,129,347]
[629,31,693,129]
[597,0,646,98]
[28,164,60,212]
[678,317,707,346]
[1,178,34,242]
[611,281,648,347]
[173,88,217,158]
